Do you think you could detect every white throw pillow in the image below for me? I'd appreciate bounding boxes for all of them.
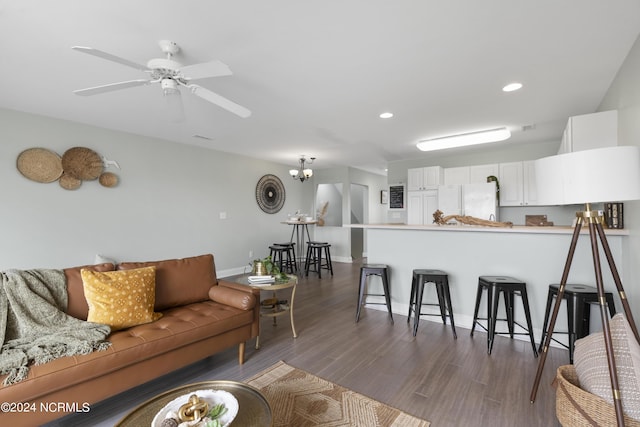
[574,313,640,421]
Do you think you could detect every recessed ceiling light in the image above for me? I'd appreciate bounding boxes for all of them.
[379,112,394,119]
[503,82,523,92]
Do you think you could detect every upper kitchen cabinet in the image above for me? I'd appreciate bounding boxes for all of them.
[499,161,538,206]
[444,166,470,185]
[469,164,499,184]
[408,166,444,190]
[444,164,499,185]
[558,110,618,155]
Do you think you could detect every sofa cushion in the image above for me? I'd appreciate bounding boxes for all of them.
[117,254,216,310]
[64,262,116,320]
[574,313,640,421]
[1,300,253,403]
[81,266,163,331]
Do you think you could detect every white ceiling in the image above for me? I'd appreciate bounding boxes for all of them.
[1,1,639,175]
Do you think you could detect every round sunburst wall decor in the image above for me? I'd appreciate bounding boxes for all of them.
[256,174,285,214]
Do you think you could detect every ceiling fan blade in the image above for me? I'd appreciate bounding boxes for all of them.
[72,46,149,71]
[179,60,233,80]
[73,79,151,96]
[187,84,251,118]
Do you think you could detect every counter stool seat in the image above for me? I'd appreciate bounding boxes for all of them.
[273,242,297,273]
[304,242,333,278]
[407,269,456,338]
[471,276,538,356]
[268,244,296,274]
[356,264,393,323]
[539,283,616,362]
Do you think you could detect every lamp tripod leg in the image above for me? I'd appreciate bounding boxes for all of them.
[589,220,625,427]
[595,222,640,342]
[529,218,582,403]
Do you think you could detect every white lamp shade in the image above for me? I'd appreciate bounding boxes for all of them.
[535,146,640,205]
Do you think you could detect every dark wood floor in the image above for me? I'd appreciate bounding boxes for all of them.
[48,260,566,427]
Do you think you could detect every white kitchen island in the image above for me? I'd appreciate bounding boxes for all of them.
[346,223,629,348]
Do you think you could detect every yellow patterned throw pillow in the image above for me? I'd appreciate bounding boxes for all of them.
[81,266,162,331]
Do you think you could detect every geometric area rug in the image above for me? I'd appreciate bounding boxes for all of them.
[246,361,430,426]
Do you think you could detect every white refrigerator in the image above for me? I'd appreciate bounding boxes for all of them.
[463,182,498,220]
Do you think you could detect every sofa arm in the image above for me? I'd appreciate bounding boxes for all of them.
[209,285,256,311]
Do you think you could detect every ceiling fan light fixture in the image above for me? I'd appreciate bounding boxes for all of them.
[417,127,511,152]
[161,78,179,96]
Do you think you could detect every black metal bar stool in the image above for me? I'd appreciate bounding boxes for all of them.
[304,242,333,278]
[268,244,293,274]
[539,283,616,362]
[407,269,457,338]
[356,264,393,323]
[273,242,297,273]
[471,276,538,356]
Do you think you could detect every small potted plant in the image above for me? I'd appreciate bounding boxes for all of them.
[252,256,289,281]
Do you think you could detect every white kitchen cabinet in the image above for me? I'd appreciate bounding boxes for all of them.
[469,163,500,184]
[437,185,462,216]
[558,110,617,154]
[407,190,439,225]
[523,161,538,205]
[444,166,470,185]
[499,161,538,206]
[407,166,444,190]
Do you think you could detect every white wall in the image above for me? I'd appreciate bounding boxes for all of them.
[0,108,313,275]
[599,33,640,322]
[313,166,387,261]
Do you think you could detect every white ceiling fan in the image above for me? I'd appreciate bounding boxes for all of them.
[71,40,251,119]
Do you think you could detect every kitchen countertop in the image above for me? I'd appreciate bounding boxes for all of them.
[344,223,629,235]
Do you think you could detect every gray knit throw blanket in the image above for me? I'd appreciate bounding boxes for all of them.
[0,269,111,385]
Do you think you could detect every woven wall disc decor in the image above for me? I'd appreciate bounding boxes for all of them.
[59,172,82,190]
[256,174,286,214]
[99,172,119,188]
[61,147,103,180]
[16,148,64,183]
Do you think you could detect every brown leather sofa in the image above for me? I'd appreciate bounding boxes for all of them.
[0,254,259,426]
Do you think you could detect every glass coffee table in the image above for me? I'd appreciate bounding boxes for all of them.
[235,274,297,349]
[115,380,272,426]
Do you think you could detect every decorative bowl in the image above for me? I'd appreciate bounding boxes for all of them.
[152,389,238,427]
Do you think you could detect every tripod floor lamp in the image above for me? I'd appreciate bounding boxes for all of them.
[530,145,640,427]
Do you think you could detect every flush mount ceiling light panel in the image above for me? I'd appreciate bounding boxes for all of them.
[416,127,511,152]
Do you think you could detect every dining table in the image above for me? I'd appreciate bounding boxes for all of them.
[281,219,318,274]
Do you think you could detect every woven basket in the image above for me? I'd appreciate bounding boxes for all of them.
[555,365,640,427]
[16,148,63,183]
[61,147,103,180]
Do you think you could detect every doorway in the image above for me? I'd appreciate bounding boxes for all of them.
[350,183,368,261]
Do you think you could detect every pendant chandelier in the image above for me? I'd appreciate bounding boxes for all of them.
[289,156,315,182]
